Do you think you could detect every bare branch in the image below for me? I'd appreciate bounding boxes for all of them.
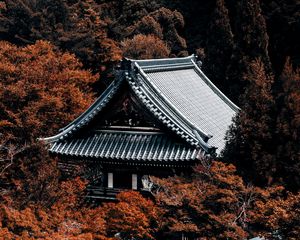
[0,140,28,177]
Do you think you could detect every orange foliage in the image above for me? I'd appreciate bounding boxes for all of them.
[276,58,300,189]
[102,191,161,240]
[0,189,161,240]
[154,161,250,239]
[121,34,170,59]
[154,160,300,239]
[0,40,98,142]
[0,177,110,239]
[223,58,276,186]
[249,186,300,239]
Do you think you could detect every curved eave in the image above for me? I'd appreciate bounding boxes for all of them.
[126,70,214,154]
[127,54,239,155]
[41,78,123,143]
[49,130,205,162]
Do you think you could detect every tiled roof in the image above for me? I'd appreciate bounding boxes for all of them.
[42,55,238,156]
[129,55,239,154]
[49,130,203,162]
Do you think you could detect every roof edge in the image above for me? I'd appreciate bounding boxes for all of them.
[191,59,240,112]
[41,76,123,143]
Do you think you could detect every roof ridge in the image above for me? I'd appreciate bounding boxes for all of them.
[128,55,196,68]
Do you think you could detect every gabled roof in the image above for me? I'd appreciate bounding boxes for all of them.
[43,55,238,156]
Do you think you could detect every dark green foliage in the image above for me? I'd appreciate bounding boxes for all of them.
[161,0,216,52]
[147,7,186,54]
[101,1,187,56]
[0,0,121,70]
[225,0,272,103]
[261,0,300,73]
[204,0,234,94]
[275,58,300,190]
[234,0,271,68]
[224,57,300,190]
[223,58,276,186]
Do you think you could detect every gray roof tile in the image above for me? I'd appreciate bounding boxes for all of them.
[49,130,202,162]
[131,55,239,154]
[43,55,238,156]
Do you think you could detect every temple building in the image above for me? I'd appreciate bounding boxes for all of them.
[42,55,239,200]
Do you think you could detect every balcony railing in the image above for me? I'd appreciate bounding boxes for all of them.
[85,186,153,202]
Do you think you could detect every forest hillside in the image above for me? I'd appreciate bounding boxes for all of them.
[0,0,299,239]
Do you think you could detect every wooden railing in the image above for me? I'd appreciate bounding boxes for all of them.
[85,186,121,201]
[85,186,154,203]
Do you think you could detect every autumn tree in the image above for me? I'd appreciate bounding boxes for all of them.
[102,191,161,240]
[249,186,300,239]
[0,0,121,70]
[0,143,61,209]
[154,161,251,239]
[275,58,300,190]
[0,40,97,142]
[121,34,170,59]
[223,58,276,186]
[204,0,234,93]
[154,161,300,239]
[0,177,111,239]
[0,40,98,208]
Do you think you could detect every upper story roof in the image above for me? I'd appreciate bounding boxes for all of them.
[43,55,239,156]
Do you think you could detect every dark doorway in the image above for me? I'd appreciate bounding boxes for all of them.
[114,171,132,189]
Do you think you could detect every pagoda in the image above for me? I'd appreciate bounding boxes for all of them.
[42,55,239,200]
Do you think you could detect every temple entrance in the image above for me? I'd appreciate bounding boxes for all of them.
[113,171,132,189]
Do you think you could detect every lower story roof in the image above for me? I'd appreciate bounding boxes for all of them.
[49,130,203,162]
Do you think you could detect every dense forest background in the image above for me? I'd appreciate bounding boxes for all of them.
[0,0,299,239]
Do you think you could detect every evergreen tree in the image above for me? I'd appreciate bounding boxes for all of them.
[260,0,300,72]
[275,58,300,190]
[149,7,187,55]
[223,58,276,186]
[101,2,187,56]
[204,0,234,94]
[0,0,121,70]
[226,0,272,103]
